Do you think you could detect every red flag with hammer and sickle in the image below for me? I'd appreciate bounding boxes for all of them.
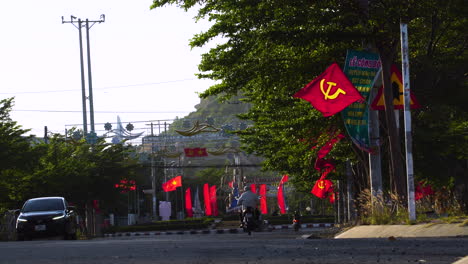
[311,178,334,199]
[293,63,364,117]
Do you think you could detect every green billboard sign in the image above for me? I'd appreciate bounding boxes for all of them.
[341,50,381,152]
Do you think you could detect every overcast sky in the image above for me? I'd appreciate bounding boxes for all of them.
[0,0,217,138]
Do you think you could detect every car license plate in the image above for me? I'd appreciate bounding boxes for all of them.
[35,225,46,231]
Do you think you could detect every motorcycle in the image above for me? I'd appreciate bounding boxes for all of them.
[242,207,257,235]
[292,211,301,232]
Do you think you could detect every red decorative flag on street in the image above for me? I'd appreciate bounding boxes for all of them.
[250,184,257,194]
[277,175,289,214]
[185,188,193,218]
[184,148,208,157]
[203,183,212,216]
[210,185,218,216]
[259,184,268,215]
[293,63,364,117]
[280,174,289,184]
[162,176,182,192]
[311,178,334,199]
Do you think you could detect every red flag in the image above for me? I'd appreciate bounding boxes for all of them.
[195,148,208,157]
[184,148,208,157]
[203,183,212,216]
[162,175,182,192]
[316,133,345,160]
[311,179,334,199]
[250,184,257,194]
[228,181,234,188]
[277,176,288,214]
[280,174,289,184]
[184,148,196,157]
[329,190,336,204]
[293,63,364,117]
[185,188,193,218]
[259,184,268,215]
[210,185,218,216]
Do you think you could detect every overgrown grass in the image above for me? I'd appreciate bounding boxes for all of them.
[356,189,467,225]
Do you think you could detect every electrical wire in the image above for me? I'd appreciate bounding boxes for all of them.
[0,78,199,95]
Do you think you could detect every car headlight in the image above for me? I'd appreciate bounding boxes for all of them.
[17,218,28,222]
[52,215,65,220]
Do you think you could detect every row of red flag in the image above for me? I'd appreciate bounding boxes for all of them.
[161,176,220,217]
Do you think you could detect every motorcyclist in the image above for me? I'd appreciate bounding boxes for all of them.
[237,186,259,227]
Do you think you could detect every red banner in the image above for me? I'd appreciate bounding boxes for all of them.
[203,183,212,216]
[210,185,218,216]
[185,188,193,218]
[294,63,363,117]
[277,176,288,214]
[184,148,208,157]
[280,174,289,184]
[250,183,257,194]
[259,184,267,215]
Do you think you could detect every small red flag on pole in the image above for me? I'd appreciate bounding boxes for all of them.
[162,176,182,192]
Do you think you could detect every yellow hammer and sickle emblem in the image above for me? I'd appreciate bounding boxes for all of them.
[320,79,346,100]
[318,180,325,189]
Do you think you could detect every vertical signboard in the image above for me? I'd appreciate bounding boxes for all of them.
[341,50,381,152]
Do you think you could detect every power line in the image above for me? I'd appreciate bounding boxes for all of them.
[0,78,198,95]
[12,109,190,114]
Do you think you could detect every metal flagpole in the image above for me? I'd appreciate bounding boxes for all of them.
[400,21,416,221]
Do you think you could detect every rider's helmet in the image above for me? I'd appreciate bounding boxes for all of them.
[244,186,249,192]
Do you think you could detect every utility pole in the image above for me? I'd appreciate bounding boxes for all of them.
[400,21,416,221]
[62,15,105,140]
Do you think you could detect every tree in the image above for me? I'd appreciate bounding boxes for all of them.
[0,98,40,211]
[151,1,467,209]
[27,131,143,212]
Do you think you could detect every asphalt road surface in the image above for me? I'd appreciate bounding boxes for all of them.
[1,229,467,264]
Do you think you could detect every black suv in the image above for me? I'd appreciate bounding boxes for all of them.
[16,197,77,240]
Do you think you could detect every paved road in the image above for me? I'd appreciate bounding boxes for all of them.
[1,229,467,264]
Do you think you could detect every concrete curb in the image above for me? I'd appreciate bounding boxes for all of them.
[335,223,468,239]
[103,223,334,238]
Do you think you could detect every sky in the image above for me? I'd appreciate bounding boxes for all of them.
[0,0,217,138]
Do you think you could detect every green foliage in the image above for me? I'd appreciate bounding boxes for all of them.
[0,99,142,213]
[0,98,38,209]
[151,0,468,211]
[26,131,143,211]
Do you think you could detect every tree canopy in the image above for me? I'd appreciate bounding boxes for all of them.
[0,98,143,213]
[151,0,467,209]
